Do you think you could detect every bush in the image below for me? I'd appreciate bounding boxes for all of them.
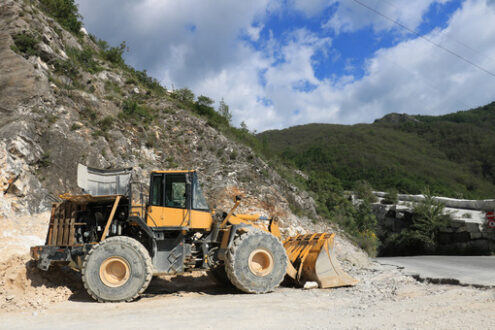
[98,116,114,132]
[381,188,398,204]
[380,230,434,256]
[129,69,165,96]
[53,59,79,81]
[354,180,377,203]
[66,47,101,73]
[119,99,153,123]
[38,152,51,167]
[100,41,127,66]
[378,188,450,256]
[11,31,40,57]
[39,0,82,35]
[172,88,195,103]
[411,189,450,243]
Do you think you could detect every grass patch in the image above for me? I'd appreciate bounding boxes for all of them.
[118,99,154,124]
[11,31,40,57]
[66,47,102,74]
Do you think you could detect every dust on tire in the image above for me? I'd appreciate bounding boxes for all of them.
[225,230,287,293]
[81,236,153,302]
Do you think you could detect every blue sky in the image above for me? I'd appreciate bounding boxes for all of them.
[76,0,495,131]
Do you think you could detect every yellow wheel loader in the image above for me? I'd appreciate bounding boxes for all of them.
[30,164,357,302]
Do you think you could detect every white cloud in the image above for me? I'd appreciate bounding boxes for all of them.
[77,0,495,132]
[245,24,265,42]
[323,0,452,34]
[326,0,495,123]
[77,0,272,88]
[290,0,331,17]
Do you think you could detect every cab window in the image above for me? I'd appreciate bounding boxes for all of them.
[192,174,209,211]
[165,174,186,208]
[150,174,163,206]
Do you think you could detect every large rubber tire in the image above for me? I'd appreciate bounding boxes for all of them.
[81,236,153,303]
[225,230,287,293]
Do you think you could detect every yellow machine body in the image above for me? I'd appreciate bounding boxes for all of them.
[146,206,213,229]
[56,169,358,289]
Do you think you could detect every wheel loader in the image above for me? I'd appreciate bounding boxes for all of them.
[30,164,357,302]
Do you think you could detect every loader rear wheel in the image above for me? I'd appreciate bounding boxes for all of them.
[81,236,153,303]
[226,230,287,293]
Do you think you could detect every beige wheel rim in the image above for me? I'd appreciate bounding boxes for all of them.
[99,256,131,287]
[248,249,274,277]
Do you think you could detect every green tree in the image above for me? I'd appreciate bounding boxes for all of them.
[101,41,127,66]
[218,98,232,123]
[411,188,450,247]
[195,95,215,116]
[174,88,195,103]
[240,121,249,132]
[354,180,377,203]
[196,95,214,107]
[382,188,398,205]
[379,188,451,256]
[39,0,82,34]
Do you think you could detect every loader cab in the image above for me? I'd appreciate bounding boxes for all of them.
[146,170,213,230]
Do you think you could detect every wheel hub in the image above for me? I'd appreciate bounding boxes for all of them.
[99,256,131,287]
[248,249,274,277]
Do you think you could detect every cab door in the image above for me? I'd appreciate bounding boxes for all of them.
[147,173,165,227]
[147,173,189,228]
[162,174,189,227]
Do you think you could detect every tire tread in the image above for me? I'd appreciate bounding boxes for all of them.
[225,229,287,294]
[81,236,153,303]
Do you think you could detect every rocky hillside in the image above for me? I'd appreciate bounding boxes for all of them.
[0,0,367,265]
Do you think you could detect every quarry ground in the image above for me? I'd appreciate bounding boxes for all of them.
[1,213,494,329]
[1,262,494,330]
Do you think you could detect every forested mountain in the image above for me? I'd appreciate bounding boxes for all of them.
[259,102,495,199]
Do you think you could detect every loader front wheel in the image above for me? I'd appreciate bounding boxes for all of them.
[82,236,153,302]
[226,230,287,293]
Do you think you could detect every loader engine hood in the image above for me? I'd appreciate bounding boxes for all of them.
[77,163,132,197]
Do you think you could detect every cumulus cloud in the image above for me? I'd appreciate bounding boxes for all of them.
[323,0,452,34]
[329,0,495,123]
[289,0,332,17]
[77,0,495,131]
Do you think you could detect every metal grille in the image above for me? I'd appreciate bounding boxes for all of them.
[45,201,80,246]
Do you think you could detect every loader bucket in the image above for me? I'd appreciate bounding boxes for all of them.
[283,233,359,288]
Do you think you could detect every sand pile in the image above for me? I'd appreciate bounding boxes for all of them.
[0,212,82,312]
[0,255,82,312]
[0,212,49,261]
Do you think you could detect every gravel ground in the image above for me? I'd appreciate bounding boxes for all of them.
[1,262,494,330]
[1,213,494,329]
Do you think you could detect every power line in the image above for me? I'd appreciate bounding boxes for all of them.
[350,0,495,78]
[380,0,495,65]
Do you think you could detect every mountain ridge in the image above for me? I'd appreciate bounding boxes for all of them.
[259,102,495,199]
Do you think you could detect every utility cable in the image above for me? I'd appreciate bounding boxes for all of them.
[380,0,495,65]
[350,0,495,78]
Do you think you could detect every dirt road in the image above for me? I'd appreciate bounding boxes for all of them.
[1,263,494,330]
